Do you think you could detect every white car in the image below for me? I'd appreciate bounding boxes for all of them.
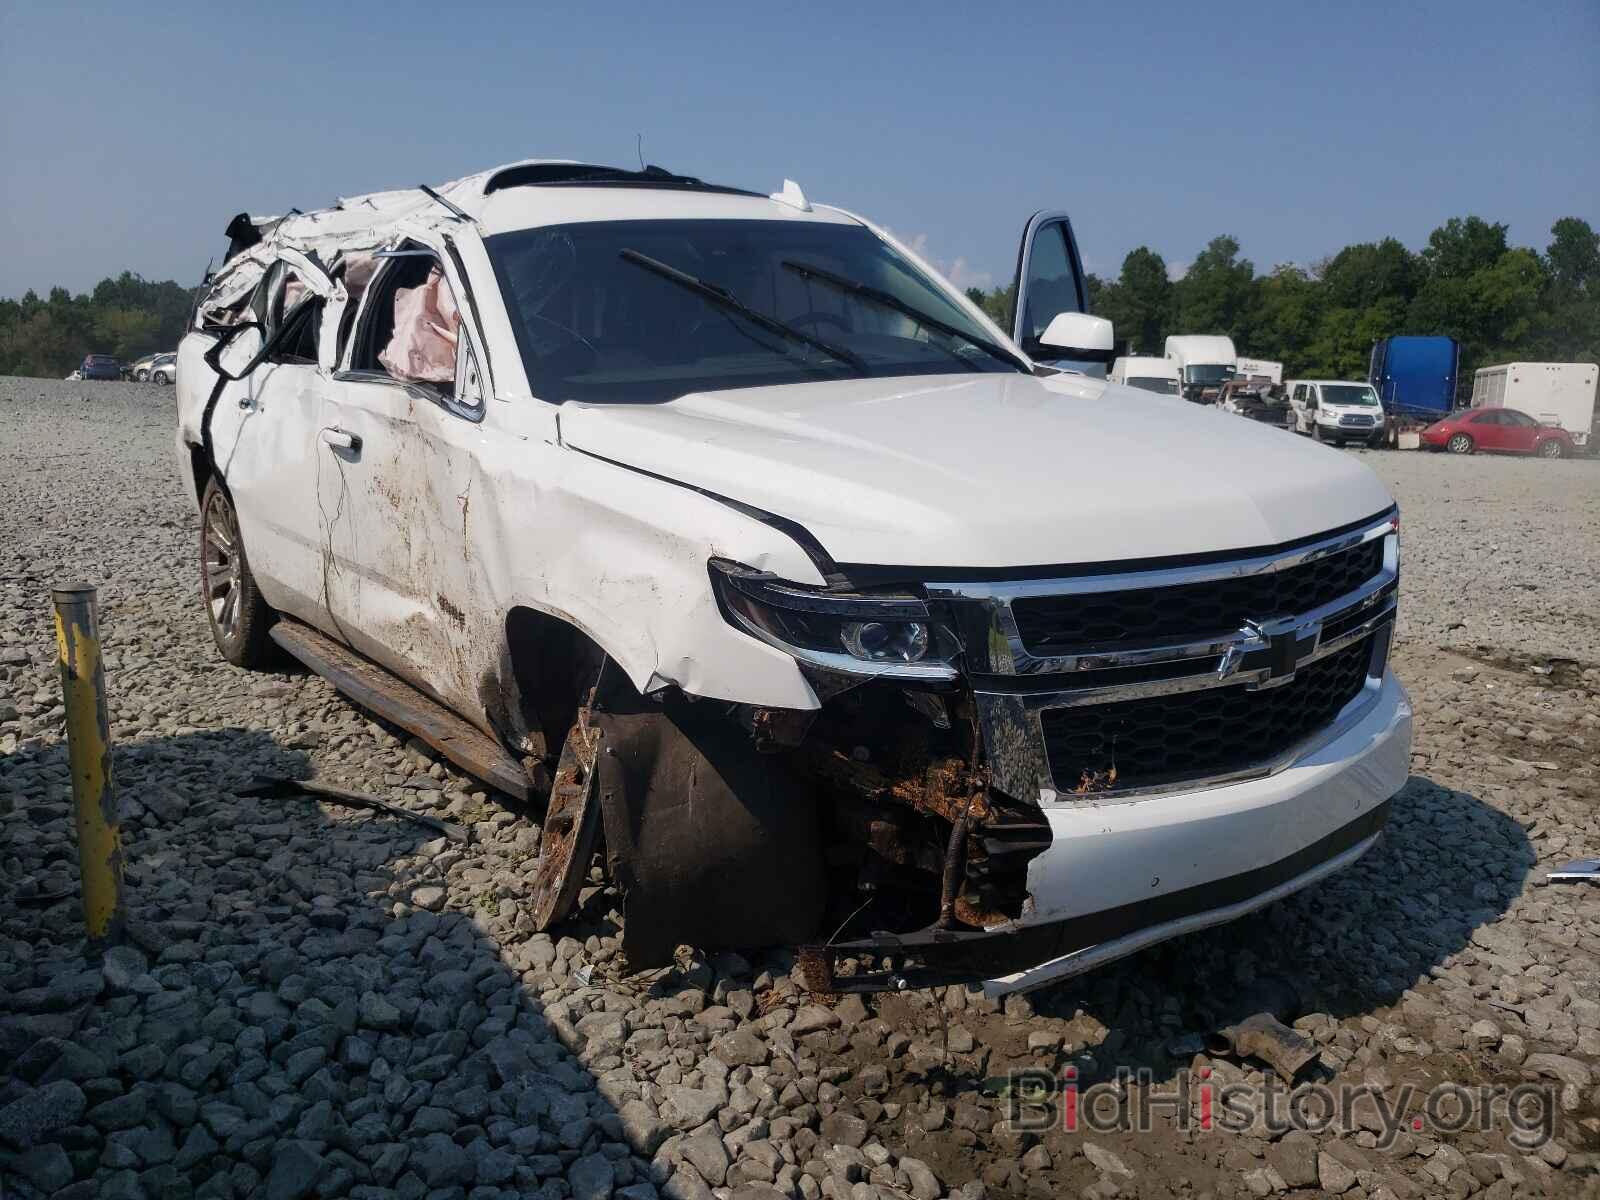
[1288,379,1388,447]
[176,160,1410,995]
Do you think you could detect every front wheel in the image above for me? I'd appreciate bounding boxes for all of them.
[1537,439,1565,459]
[1312,423,1324,442]
[199,477,274,667]
[153,370,172,385]
[1447,433,1475,455]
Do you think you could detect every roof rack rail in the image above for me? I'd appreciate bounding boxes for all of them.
[482,162,761,197]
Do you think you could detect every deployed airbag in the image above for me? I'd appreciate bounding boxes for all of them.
[379,266,459,383]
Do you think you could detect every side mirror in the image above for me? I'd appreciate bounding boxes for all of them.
[203,322,266,382]
[1038,312,1114,357]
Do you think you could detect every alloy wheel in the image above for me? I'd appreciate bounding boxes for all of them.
[202,489,245,645]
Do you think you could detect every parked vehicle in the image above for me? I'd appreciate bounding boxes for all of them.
[131,351,176,381]
[1287,380,1387,447]
[1164,335,1237,402]
[1217,378,1292,428]
[1369,336,1458,422]
[79,354,122,381]
[1236,356,1283,385]
[1108,355,1180,396]
[176,159,1410,995]
[1470,362,1596,452]
[147,353,177,384]
[1419,407,1576,458]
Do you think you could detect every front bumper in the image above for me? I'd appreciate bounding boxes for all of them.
[802,667,1411,996]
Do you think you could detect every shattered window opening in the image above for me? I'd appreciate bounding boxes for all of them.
[351,250,461,395]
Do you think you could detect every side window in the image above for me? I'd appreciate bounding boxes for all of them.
[350,251,460,398]
[1504,410,1535,427]
[1021,223,1081,344]
[264,264,322,365]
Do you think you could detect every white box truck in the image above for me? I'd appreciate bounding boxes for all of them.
[1471,362,1597,449]
[1237,356,1283,385]
[1165,335,1237,402]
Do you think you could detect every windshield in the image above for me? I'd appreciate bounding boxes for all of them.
[485,219,1022,403]
[1321,384,1380,407]
[1183,364,1234,386]
[1126,376,1180,395]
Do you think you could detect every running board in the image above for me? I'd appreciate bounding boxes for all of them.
[269,619,531,801]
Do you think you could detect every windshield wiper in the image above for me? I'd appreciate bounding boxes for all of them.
[780,260,1029,373]
[618,249,867,375]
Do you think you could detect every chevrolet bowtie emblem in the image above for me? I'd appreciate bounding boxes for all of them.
[1218,616,1323,688]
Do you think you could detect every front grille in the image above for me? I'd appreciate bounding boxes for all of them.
[1040,634,1376,793]
[1340,414,1376,427]
[1012,537,1384,653]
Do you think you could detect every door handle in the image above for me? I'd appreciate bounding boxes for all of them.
[319,427,361,452]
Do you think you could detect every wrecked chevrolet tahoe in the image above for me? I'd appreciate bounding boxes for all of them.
[175,161,1412,995]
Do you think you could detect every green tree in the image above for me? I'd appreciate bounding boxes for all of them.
[1420,216,1508,280]
[1317,238,1420,311]
[1172,236,1255,339]
[1544,217,1600,293]
[1250,265,1325,375]
[1532,218,1600,362]
[1096,246,1172,355]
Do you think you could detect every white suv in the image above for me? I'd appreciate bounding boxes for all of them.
[176,160,1411,995]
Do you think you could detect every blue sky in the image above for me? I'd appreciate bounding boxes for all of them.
[1,0,1595,297]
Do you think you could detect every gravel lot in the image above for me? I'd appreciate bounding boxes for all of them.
[2,378,1597,1199]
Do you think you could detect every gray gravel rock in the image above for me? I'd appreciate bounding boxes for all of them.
[0,1079,88,1148]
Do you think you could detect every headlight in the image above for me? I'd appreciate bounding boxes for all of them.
[710,559,959,680]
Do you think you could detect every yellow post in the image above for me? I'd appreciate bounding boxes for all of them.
[52,583,125,947]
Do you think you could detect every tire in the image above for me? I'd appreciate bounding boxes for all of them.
[199,477,274,668]
[153,370,171,385]
[1312,423,1324,443]
[135,370,148,382]
[1447,433,1475,455]
[1537,439,1565,459]
[1367,435,1384,449]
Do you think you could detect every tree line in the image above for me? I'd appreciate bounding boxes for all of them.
[0,273,195,377]
[966,216,1600,397]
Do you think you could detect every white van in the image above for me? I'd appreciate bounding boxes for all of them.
[1109,355,1180,396]
[1287,379,1387,447]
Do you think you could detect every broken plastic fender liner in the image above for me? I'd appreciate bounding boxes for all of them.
[594,695,826,967]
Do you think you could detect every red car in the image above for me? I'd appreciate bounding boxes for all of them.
[1420,407,1576,459]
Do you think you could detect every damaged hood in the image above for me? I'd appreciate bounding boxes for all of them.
[559,373,1395,570]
